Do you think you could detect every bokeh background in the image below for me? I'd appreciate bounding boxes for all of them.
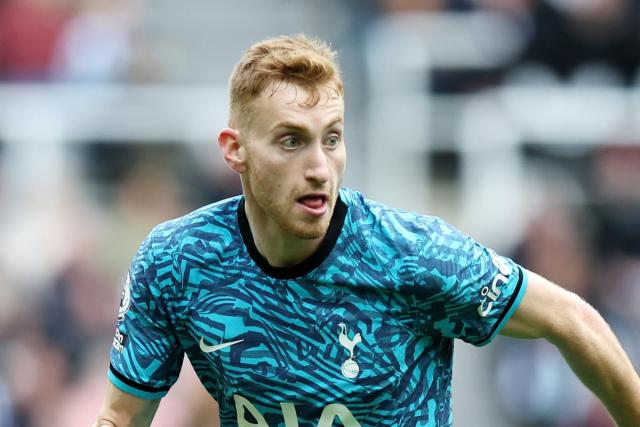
[1,0,639,425]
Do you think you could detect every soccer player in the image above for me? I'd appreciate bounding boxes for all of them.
[93,35,640,426]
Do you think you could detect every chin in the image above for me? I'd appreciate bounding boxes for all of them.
[294,229,325,240]
[285,219,330,240]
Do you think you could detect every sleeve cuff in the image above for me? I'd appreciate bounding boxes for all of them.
[474,266,529,347]
[108,364,170,400]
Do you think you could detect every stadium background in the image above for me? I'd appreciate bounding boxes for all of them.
[1,0,639,425]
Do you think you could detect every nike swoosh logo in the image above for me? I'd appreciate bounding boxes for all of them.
[199,337,244,353]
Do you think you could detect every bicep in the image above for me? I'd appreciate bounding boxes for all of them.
[501,270,581,340]
[95,382,160,427]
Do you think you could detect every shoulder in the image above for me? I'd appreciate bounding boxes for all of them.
[128,196,243,302]
[339,187,453,246]
[145,195,243,260]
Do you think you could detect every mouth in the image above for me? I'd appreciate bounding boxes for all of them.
[296,193,329,217]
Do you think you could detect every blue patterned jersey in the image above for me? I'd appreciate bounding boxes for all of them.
[109,187,528,427]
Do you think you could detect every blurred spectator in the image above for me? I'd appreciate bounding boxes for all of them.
[0,142,230,425]
[589,146,640,364]
[41,257,115,372]
[0,379,15,426]
[378,0,444,12]
[469,0,533,17]
[590,146,640,257]
[494,199,605,427]
[493,147,640,426]
[50,0,137,82]
[2,315,70,426]
[515,0,640,85]
[49,348,111,426]
[102,157,190,278]
[0,0,70,80]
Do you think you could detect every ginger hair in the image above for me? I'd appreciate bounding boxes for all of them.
[228,34,343,129]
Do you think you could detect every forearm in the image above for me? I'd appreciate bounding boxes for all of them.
[551,297,640,426]
[92,416,154,427]
[93,406,158,427]
[93,382,160,427]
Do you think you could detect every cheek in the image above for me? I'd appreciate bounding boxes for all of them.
[333,148,347,178]
[248,159,286,197]
[247,151,296,186]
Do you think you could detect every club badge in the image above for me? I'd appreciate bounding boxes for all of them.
[338,322,362,379]
[118,273,132,320]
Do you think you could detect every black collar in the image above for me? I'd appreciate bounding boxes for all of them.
[237,196,347,279]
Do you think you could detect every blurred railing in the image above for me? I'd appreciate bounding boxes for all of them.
[363,12,640,238]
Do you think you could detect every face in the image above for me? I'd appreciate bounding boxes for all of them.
[239,82,346,240]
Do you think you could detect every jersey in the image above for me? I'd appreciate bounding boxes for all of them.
[108,187,528,427]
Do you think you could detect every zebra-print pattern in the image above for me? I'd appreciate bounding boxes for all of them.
[109,187,526,426]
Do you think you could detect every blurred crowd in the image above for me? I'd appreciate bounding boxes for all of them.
[1,0,639,426]
[0,143,242,425]
[492,146,640,427]
[0,0,171,83]
[3,0,640,85]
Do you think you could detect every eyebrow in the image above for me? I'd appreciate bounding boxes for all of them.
[270,118,344,133]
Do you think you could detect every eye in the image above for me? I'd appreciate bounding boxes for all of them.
[280,136,301,149]
[325,134,341,148]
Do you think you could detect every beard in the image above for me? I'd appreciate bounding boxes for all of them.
[244,166,334,240]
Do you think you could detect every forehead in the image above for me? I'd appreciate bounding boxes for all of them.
[250,82,344,132]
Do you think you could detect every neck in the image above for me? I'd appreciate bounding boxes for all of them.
[243,196,325,268]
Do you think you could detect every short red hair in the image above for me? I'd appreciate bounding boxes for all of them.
[228,34,343,128]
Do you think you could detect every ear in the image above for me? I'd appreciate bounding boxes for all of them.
[218,127,247,174]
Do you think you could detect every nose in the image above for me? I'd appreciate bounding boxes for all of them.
[304,143,330,185]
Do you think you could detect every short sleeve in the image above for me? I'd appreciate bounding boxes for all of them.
[108,231,184,399]
[415,218,528,346]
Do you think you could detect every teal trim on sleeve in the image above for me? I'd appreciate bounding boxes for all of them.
[108,370,168,400]
[476,267,529,347]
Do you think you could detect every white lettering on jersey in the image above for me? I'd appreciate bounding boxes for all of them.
[317,404,361,427]
[477,251,514,318]
[112,328,128,353]
[234,395,361,427]
[235,394,269,427]
[477,273,509,318]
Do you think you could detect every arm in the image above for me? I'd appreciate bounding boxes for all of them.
[92,382,160,427]
[501,270,640,426]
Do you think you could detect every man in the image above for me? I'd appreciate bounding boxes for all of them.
[94,35,640,426]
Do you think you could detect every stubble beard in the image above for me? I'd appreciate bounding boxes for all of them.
[246,169,333,240]
[286,209,331,240]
